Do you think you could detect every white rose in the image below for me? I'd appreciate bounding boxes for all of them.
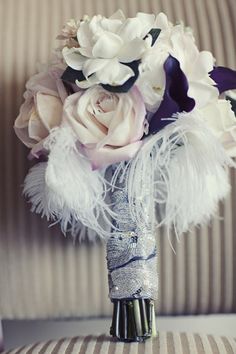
[14,67,65,157]
[62,10,155,88]
[63,85,147,169]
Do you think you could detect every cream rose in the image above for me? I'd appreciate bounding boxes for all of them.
[14,67,67,157]
[63,85,147,169]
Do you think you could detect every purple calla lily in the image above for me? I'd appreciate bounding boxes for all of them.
[210,66,236,94]
[148,55,195,134]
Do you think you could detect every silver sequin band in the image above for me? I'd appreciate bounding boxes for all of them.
[106,170,158,300]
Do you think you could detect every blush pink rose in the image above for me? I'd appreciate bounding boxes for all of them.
[14,66,67,157]
[63,85,146,169]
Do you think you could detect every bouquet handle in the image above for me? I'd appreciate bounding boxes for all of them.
[106,168,158,342]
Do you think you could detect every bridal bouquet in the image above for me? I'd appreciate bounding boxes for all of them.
[14,10,236,342]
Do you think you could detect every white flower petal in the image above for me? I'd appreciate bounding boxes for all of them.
[154,12,170,30]
[118,18,143,41]
[113,63,135,85]
[109,9,126,21]
[136,12,155,36]
[76,94,107,141]
[76,74,99,89]
[63,92,102,144]
[78,47,93,57]
[83,58,109,78]
[95,59,118,84]
[190,51,215,81]
[96,59,134,85]
[26,70,60,97]
[136,78,164,112]
[201,100,236,134]
[118,38,148,63]
[92,32,123,59]
[77,21,93,47]
[62,47,86,70]
[28,109,48,142]
[200,99,236,157]
[85,141,142,170]
[136,12,155,24]
[100,18,123,32]
[118,14,155,42]
[89,15,104,37]
[36,93,62,131]
[188,81,218,108]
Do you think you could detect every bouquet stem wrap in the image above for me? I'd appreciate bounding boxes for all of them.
[106,168,158,341]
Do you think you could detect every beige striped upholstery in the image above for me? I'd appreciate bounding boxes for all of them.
[0,0,236,320]
[2,333,236,354]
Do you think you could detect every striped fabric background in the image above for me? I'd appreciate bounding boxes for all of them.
[0,0,236,319]
[3,333,236,354]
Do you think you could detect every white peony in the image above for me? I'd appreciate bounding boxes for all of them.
[62,10,155,88]
[137,13,218,112]
[200,99,236,156]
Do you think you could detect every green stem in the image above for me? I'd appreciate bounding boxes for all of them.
[139,299,149,335]
[151,302,157,337]
[110,298,157,342]
[133,299,142,337]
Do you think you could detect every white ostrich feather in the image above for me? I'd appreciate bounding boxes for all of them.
[24,111,235,239]
[114,111,235,236]
[24,124,114,239]
[24,161,58,218]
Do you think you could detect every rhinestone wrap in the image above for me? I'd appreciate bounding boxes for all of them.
[106,170,158,300]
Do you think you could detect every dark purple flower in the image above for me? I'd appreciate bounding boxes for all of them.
[210,66,236,94]
[148,55,195,134]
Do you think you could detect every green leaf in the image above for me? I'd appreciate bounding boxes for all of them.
[148,28,161,45]
[61,66,86,84]
[101,60,140,93]
[226,95,236,117]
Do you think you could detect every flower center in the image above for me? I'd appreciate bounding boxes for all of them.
[96,93,118,113]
